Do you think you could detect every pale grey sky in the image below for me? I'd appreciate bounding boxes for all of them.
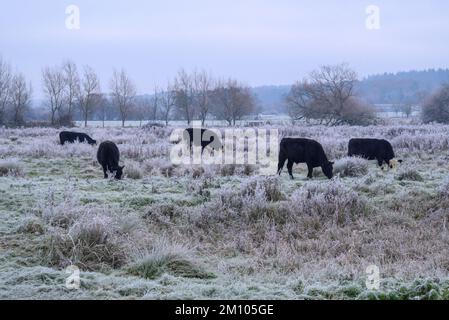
[1,0,449,98]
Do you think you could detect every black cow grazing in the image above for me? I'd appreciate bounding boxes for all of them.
[183,128,223,152]
[97,141,124,180]
[348,138,402,169]
[278,138,334,179]
[60,131,96,145]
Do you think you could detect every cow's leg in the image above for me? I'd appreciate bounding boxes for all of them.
[102,164,108,178]
[377,158,384,170]
[107,163,115,176]
[277,152,287,175]
[307,163,314,179]
[287,160,294,179]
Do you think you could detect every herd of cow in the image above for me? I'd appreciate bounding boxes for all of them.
[59,131,124,180]
[59,129,403,180]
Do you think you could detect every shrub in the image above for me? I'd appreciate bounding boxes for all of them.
[185,178,212,199]
[241,189,285,224]
[235,164,257,176]
[220,164,236,176]
[334,157,369,177]
[44,214,126,271]
[0,159,24,177]
[17,215,46,235]
[142,158,166,175]
[144,203,186,223]
[241,176,285,202]
[182,165,205,179]
[125,160,143,179]
[127,238,214,279]
[39,190,81,228]
[192,178,287,227]
[288,180,370,226]
[395,167,424,182]
[216,187,244,211]
[160,163,176,177]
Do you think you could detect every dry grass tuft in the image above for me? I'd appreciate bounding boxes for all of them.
[44,214,127,271]
[334,157,369,177]
[288,180,370,226]
[127,238,214,279]
[0,159,24,177]
[125,160,144,179]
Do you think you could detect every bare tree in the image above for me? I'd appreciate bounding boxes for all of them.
[134,96,150,127]
[286,63,375,125]
[110,69,136,127]
[174,69,195,124]
[133,89,158,125]
[148,87,159,121]
[401,104,413,118]
[62,60,80,124]
[97,94,111,128]
[42,66,66,126]
[193,70,213,125]
[159,83,176,126]
[0,57,12,125]
[422,84,449,123]
[392,104,401,117]
[285,80,317,122]
[10,73,32,126]
[78,66,101,127]
[212,79,256,126]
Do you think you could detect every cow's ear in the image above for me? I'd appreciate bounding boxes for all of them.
[120,165,125,169]
[398,159,403,163]
[329,161,334,165]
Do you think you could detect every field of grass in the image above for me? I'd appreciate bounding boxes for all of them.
[1,124,449,299]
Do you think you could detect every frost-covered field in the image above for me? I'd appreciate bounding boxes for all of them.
[1,124,449,299]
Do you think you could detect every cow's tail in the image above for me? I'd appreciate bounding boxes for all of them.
[277,142,287,175]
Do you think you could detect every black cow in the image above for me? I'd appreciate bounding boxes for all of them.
[60,131,96,145]
[277,138,334,179]
[348,138,402,169]
[183,128,223,152]
[97,141,124,180]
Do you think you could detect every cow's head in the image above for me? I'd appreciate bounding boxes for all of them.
[388,159,403,169]
[322,161,334,179]
[91,139,97,145]
[114,165,125,180]
[205,130,223,151]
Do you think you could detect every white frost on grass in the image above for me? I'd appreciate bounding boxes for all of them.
[2,124,449,299]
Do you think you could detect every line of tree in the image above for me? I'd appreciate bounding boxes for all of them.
[0,56,33,126]
[358,68,449,105]
[171,69,257,126]
[39,62,257,127]
[28,61,257,126]
[6,56,448,127]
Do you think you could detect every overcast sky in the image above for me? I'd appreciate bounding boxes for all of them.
[1,0,449,98]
